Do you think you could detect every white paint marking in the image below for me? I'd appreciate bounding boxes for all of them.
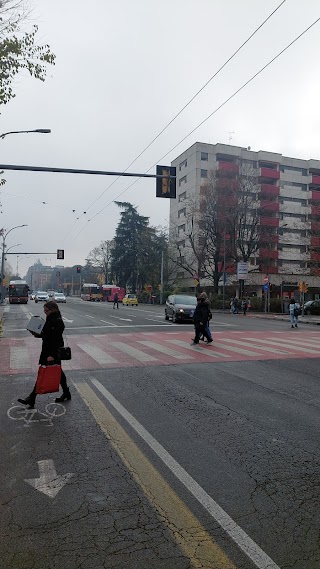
[62,316,74,323]
[91,380,281,569]
[78,343,118,364]
[244,337,319,354]
[100,319,117,326]
[167,339,231,358]
[85,314,95,319]
[111,342,157,362]
[10,347,31,369]
[24,459,73,498]
[138,340,193,359]
[219,338,288,354]
[213,342,264,357]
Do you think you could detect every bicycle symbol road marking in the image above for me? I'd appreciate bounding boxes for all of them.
[7,403,66,427]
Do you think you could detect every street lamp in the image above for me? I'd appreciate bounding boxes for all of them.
[1,225,28,303]
[0,129,51,139]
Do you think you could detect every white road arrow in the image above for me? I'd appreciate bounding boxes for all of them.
[24,460,73,498]
[62,317,74,323]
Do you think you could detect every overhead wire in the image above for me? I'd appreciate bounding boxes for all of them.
[71,13,320,241]
[62,0,287,240]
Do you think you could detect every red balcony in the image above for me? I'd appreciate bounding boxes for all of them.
[312,190,320,201]
[310,251,320,262]
[312,175,320,185]
[260,184,279,196]
[260,217,279,227]
[260,200,279,212]
[259,248,278,259]
[218,161,239,173]
[259,168,280,180]
[311,236,320,247]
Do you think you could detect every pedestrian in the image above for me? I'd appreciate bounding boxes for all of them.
[233,297,239,314]
[113,292,119,309]
[198,292,213,342]
[191,293,213,345]
[242,298,248,316]
[289,298,300,328]
[18,301,71,409]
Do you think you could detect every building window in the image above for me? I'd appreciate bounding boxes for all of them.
[177,240,185,248]
[201,152,208,161]
[177,256,185,264]
[201,169,208,178]
[178,224,185,234]
[281,181,308,190]
[179,159,187,171]
[179,175,187,187]
[178,208,186,218]
[280,165,308,176]
[179,191,186,202]
[177,271,185,278]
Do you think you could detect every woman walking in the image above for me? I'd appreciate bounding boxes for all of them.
[289,297,300,328]
[191,293,213,345]
[18,300,71,409]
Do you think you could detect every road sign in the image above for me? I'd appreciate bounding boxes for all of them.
[263,283,269,291]
[193,279,199,286]
[264,275,269,283]
[237,262,248,280]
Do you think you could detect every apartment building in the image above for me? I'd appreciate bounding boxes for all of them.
[170,142,320,292]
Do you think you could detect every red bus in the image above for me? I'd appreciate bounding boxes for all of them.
[9,280,29,304]
[101,285,125,302]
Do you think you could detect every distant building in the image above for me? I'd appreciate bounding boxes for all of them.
[170,142,320,294]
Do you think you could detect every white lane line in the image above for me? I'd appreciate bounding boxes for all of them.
[167,339,231,358]
[100,319,117,327]
[77,344,118,364]
[218,338,288,354]
[111,342,157,362]
[243,337,319,354]
[64,324,175,330]
[10,347,31,369]
[213,342,264,357]
[91,379,281,569]
[85,315,95,319]
[137,340,193,360]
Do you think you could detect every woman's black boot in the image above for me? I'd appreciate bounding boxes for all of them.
[55,389,71,403]
[18,397,35,409]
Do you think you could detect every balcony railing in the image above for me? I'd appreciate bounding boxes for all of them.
[218,161,239,173]
[260,184,279,196]
[259,168,280,180]
[312,175,320,185]
[260,217,279,227]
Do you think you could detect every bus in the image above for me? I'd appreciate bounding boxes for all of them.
[81,283,103,301]
[9,280,29,304]
[101,285,125,302]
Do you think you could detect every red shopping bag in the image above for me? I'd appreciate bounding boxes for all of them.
[36,365,61,394]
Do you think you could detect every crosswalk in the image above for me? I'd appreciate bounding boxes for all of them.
[1,330,319,374]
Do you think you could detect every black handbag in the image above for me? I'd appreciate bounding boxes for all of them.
[58,346,72,360]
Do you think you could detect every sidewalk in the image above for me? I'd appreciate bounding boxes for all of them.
[244,311,320,326]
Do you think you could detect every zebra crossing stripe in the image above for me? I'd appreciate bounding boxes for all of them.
[212,342,264,357]
[10,347,31,369]
[218,338,288,354]
[111,342,157,362]
[244,337,319,354]
[167,339,231,358]
[137,340,193,360]
[77,343,118,364]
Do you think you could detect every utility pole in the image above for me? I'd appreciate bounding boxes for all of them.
[160,250,164,305]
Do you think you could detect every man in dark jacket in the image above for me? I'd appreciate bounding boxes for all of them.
[113,292,119,309]
[191,293,213,345]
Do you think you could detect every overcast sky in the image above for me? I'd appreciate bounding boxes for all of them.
[1,0,320,278]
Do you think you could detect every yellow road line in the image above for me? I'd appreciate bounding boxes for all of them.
[74,381,236,569]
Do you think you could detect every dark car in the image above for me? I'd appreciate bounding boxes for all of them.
[304,300,320,315]
[165,294,197,323]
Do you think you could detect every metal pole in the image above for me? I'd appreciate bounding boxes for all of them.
[223,231,226,312]
[0,236,5,303]
[160,250,164,305]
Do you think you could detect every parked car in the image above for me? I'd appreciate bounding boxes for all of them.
[165,294,197,323]
[122,294,138,306]
[53,292,66,303]
[35,291,49,303]
[304,300,320,315]
[47,290,55,298]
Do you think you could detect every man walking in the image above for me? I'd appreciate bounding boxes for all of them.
[113,292,119,309]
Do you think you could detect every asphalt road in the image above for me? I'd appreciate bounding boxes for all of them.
[1,298,320,569]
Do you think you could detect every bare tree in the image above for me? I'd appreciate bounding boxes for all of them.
[86,240,114,284]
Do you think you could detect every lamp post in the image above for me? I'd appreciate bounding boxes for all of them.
[1,225,28,303]
[0,129,51,140]
[222,231,226,312]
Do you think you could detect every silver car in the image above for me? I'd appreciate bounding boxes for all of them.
[35,291,49,303]
[53,292,66,303]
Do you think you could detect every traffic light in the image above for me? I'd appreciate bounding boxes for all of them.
[56,271,60,277]
[156,165,176,199]
[76,266,81,273]
[304,282,308,293]
[299,282,303,292]
[57,249,64,260]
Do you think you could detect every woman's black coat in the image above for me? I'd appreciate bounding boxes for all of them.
[38,312,64,365]
[193,300,210,328]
